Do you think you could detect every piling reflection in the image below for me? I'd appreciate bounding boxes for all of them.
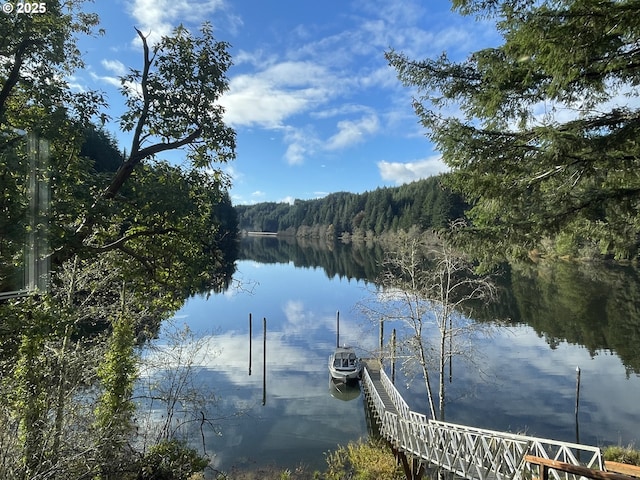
[142,241,640,472]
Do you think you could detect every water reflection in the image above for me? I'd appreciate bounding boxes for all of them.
[148,261,375,472]
[329,379,362,402]
[149,239,640,473]
[240,237,640,375]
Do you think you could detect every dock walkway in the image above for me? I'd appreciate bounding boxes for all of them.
[360,358,605,480]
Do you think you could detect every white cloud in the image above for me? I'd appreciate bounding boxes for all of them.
[377,155,448,185]
[234,49,277,67]
[89,71,122,89]
[222,164,242,183]
[219,0,486,172]
[358,65,399,90]
[128,0,226,45]
[222,61,336,129]
[281,126,320,166]
[284,142,307,166]
[325,114,380,150]
[312,104,371,120]
[101,59,127,76]
[223,75,308,128]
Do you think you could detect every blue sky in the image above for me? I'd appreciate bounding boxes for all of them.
[73,0,499,205]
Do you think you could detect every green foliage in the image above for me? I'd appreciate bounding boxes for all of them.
[324,438,404,480]
[13,325,49,474]
[2,2,239,479]
[0,144,28,293]
[0,291,104,479]
[109,161,238,298]
[387,0,640,263]
[63,23,239,290]
[0,0,103,131]
[236,175,464,236]
[80,125,124,173]
[120,23,235,168]
[1,15,238,276]
[1,1,105,295]
[94,292,137,439]
[603,445,640,466]
[1,253,223,479]
[138,439,208,480]
[105,22,235,203]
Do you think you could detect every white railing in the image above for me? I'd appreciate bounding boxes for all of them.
[379,364,411,418]
[361,362,603,480]
[361,367,388,422]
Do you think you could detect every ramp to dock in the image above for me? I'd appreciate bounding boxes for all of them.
[360,359,604,480]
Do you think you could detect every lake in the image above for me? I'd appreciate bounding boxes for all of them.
[143,237,640,475]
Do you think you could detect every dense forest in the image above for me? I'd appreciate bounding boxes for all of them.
[235,175,465,238]
[388,0,640,262]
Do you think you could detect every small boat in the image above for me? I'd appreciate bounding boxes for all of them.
[328,346,362,383]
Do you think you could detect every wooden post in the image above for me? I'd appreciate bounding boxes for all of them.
[262,317,267,406]
[575,366,581,417]
[575,366,581,444]
[336,310,340,348]
[391,328,397,385]
[397,450,424,480]
[379,318,384,360]
[248,313,252,376]
[540,463,549,480]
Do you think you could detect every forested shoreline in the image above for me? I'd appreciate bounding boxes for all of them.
[3,0,640,477]
[235,175,466,240]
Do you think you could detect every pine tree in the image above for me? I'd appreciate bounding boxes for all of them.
[387,0,640,261]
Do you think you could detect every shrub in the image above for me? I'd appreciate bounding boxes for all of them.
[603,445,640,466]
[324,438,404,480]
[138,439,209,480]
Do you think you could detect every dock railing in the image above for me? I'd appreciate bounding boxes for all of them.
[361,359,607,480]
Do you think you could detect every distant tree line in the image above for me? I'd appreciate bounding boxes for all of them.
[235,175,465,239]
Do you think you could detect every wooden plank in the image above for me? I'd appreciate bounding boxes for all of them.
[605,462,640,478]
[525,456,636,480]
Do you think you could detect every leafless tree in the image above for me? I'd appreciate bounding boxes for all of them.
[362,229,496,421]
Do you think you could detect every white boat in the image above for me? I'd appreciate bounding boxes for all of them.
[328,346,362,383]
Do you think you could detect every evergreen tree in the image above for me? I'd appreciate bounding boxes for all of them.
[387,0,640,262]
[235,176,463,237]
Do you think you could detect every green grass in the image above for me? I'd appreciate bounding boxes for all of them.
[216,438,405,480]
[603,445,640,466]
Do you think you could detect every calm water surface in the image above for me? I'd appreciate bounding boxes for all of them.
[152,253,640,473]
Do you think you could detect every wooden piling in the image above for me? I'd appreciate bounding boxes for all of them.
[249,313,252,376]
[336,310,340,348]
[391,328,396,385]
[262,317,267,405]
[379,318,384,359]
[575,366,581,444]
